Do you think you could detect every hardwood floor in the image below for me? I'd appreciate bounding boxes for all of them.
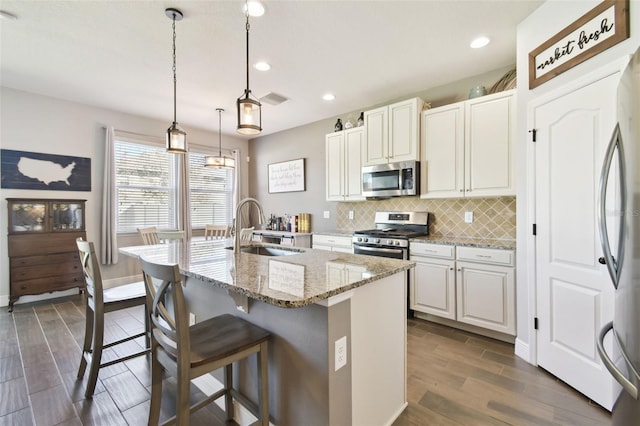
[393,318,611,426]
[1,294,611,425]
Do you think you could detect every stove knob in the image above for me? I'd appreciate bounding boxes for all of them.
[375,238,381,244]
[357,237,363,242]
[387,239,394,245]
[395,241,401,246]
[363,237,368,243]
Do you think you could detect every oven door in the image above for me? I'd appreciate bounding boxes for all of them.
[352,244,407,260]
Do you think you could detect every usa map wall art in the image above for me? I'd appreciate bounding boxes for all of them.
[1,149,92,191]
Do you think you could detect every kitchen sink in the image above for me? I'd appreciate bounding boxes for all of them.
[226,245,301,256]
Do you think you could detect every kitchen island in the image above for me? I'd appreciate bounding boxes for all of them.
[120,238,414,426]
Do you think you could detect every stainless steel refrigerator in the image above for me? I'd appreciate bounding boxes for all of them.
[597,48,640,425]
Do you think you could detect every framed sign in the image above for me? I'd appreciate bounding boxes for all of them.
[268,158,305,193]
[529,0,629,89]
[1,149,92,191]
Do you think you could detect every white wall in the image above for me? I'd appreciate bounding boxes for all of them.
[515,0,640,362]
[0,87,249,307]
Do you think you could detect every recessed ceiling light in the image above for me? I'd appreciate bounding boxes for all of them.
[322,93,336,101]
[470,36,490,49]
[244,1,265,17]
[254,61,271,71]
[0,10,18,20]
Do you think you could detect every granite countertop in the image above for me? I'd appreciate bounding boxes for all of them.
[411,236,516,250]
[119,239,414,308]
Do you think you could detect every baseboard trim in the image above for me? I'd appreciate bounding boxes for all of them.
[514,338,533,364]
[413,312,515,344]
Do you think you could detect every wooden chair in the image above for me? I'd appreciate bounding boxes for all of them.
[138,226,160,245]
[140,256,270,426]
[204,224,228,240]
[75,238,150,398]
[240,226,255,241]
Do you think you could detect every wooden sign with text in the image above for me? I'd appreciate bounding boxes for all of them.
[529,0,629,89]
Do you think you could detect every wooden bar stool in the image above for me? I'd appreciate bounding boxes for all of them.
[75,238,150,398]
[204,224,228,240]
[140,256,270,426]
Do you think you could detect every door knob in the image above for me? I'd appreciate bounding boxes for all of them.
[598,257,606,264]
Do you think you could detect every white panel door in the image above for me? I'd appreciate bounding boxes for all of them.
[363,106,388,165]
[344,127,364,200]
[465,92,515,197]
[422,104,464,198]
[325,132,344,201]
[411,257,456,320]
[533,72,618,410]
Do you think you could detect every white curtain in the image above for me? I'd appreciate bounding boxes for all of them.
[101,126,118,264]
[177,153,192,240]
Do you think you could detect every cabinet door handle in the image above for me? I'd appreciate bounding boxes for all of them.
[459,189,464,192]
[449,267,454,271]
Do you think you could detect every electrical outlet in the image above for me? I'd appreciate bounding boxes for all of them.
[324,210,330,219]
[335,336,347,371]
[464,211,474,224]
[189,312,196,326]
[348,210,355,220]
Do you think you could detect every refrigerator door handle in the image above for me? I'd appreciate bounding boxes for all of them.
[597,123,627,290]
[597,322,639,399]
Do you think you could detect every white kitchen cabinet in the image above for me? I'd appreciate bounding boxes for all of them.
[364,98,423,166]
[313,234,353,253]
[325,128,365,201]
[410,242,456,320]
[421,90,515,198]
[456,246,515,335]
[410,243,516,336]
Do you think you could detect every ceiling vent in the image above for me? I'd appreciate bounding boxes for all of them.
[260,92,288,106]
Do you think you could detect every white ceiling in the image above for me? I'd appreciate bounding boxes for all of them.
[0,0,542,139]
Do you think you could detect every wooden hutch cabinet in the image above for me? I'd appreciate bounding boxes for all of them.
[6,198,86,311]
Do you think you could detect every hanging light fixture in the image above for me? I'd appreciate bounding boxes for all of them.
[205,109,236,169]
[236,0,262,135]
[165,8,187,153]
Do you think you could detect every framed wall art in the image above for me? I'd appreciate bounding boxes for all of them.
[268,158,305,193]
[529,0,630,89]
[1,149,92,191]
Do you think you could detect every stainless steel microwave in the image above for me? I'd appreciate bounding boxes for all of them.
[362,160,419,198]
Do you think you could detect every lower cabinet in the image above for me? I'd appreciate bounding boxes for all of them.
[410,242,515,336]
[312,234,353,253]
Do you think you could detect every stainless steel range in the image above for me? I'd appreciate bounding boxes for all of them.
[352,211,429,260]
[353,211,429,317]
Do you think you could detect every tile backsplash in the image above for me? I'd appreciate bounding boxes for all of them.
[336,196,516,240]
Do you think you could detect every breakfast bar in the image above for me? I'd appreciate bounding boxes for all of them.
[120,238,414,426]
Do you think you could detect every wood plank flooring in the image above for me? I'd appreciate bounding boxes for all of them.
[1,294,611,425]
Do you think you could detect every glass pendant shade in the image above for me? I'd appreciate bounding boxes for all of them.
[166,122,187,153]
[237,93,262,135]
[205,108,235,169]
[204,155,235,169]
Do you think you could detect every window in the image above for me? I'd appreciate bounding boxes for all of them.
[114,136,235,233]
[188,151,235,229]
[115,139,177,233]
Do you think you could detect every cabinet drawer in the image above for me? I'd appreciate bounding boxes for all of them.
[313,234,352,249]
[10,252,80,268]
[8,232,86,257]
[11,272,85,297]
[410,243,454,259]
[11,259,82,281]
[456,246,514,266]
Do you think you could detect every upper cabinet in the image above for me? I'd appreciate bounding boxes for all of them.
[326,127,365,202]
[363,97,423,166]
[421,90,515,199]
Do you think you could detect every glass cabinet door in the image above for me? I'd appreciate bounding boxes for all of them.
[51,202,84,231]
[10,202,47,232]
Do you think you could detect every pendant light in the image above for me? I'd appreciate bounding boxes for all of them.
[236,0,262,135]
[205,109,235,169]
[165,8,187,153]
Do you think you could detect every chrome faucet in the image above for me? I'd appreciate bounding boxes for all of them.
[234,197,266,253]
